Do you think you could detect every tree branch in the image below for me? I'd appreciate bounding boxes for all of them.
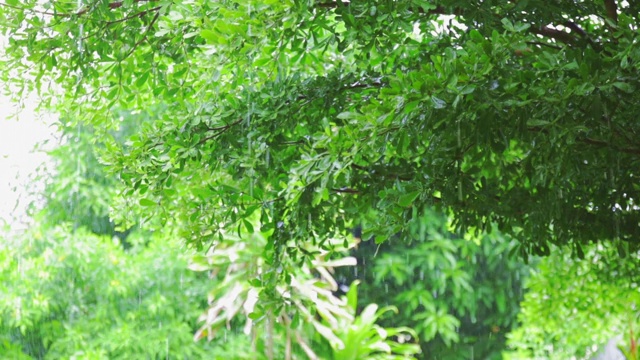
[526,41,562,50]
[198,119,243,145]
[315,1,349,8]
[76,0,159,16]
[331,187,359,194]
[604,0,618,23]
[0,0,160,17]
[105,6,161,25]
[0,2,57,16]
[316,1,579,46]
[530,26,576,45]
[579,136,640,155]
[122,9,160,59]
[316,1,461,16]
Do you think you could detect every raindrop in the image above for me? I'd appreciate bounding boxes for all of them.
[266,147,270,167]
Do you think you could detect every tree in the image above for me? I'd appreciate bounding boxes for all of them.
[337,209,529,359]
[505,242,640,359]
[0,115,420,359]
[0,120,219,359]
[2,0,639,259]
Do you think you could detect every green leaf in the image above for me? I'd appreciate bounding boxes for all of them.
[526,119,551,127]
[243,219,254,233]
[139,198,156,206]
[613,82,633,93]
[398,191,420,207]
[200,29,217,43]
[248,311,263,320]
[431,96,446,109]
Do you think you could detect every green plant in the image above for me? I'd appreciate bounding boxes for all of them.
[0,225,218,359]
[191,216,420,359]
[327,282,420,360]
[505,244,640,359]
[2,0,639,261]
[337,209,528,359]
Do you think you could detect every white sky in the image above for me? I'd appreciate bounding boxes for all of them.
[0,94,57,228]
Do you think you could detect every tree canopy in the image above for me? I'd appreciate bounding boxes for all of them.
[2,1,639,259]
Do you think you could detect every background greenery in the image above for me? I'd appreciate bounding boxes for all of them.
[1,0,639,359]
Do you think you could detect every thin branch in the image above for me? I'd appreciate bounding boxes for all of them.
[205,119,243,132]
[316,1,581,47]
[316,1,462,16]
[346,80,383,89]
[331,187,359,194]
[198,119,243,145]
[0,2,57,16]
[526,41,563,50]
[604,0,618,23]
[530,26,576,45]
[76,0,159,16]
[122,9,160,59]
[564,21,588,38]
[80,5,161,40]
[105,5,161,25]
[315,1,350,8]
[580,136,640,155]
[0,0,160,17]
[564,21,601,50]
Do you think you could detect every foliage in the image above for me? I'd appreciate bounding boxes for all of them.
[0,117,247,358]
[3,111,423,359]
[33,121,116,235]
[505,244,640,359]
[32,112,151,240]
[190,218,420,359]
[619,326,639,360]
[0,225,221,359]
[3,1,640,358]
[327,282,420,360]
[336,209,528,359]
[1,0,638,261]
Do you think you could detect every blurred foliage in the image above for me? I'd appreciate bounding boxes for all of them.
[0,225,220,359]
[505,244,640,359]
[0,116,230,358]
[32,112,151,241]
[335,209,529,359]
[327,282,420,360]
[190,216,421,359]
[1,107,420,359]
[619,326,639,360]
[34,123,117,235]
